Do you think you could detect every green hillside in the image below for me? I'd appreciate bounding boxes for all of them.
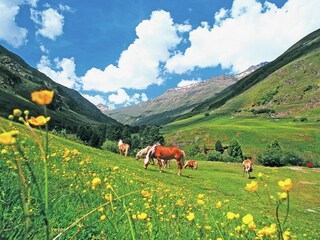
[188,28,320,117]
[0,45,120,132]
[0,116,319,239]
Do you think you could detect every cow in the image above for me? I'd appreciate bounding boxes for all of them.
[243,159,253,179]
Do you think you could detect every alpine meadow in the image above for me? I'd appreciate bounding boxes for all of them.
[1,15,320,240]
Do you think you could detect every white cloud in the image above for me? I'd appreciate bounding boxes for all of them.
[0,0,30,47]
[177,79,202,88]
[108,89,149,106]
[81,94,107,105]
[166,0,320,73]
[31,7,64,40]
[37,55,80,89]
[81,10,190,93]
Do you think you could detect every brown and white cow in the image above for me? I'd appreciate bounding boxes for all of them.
[183,160,198,170]
[243,159,253,178]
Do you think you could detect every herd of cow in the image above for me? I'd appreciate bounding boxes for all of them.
[118,140,253,177]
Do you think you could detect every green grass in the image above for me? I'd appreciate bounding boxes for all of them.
[163,114,320,163]
[1,116,320,239]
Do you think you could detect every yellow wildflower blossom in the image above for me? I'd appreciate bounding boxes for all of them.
[204,226,212,231]
[242,214,254,225]
[278,192,288,200]
[28,116,51,126]
[245,180,258,192]
[100,215,106,221]
[197,199,205,205]
[141,190,151,197]
[31,90,54,105]
[226,212,235,220]
[216,201,222,208]
[138,212,147,220]
[104,193,112,201]
[186,212,195,221]
[0,131,19,145]
[283,230,291,240]
[92,177,101,187]
[197,194,205,199]
[278,178,292,191]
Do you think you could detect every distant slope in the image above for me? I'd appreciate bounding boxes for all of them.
[104,63,266,126]
[187,28,320,117]
[0,45,120,132]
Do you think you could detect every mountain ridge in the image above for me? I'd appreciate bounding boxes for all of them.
[102,63,266,126]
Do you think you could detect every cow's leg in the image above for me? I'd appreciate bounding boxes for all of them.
[177,159,183,176]
[157,157,163,173]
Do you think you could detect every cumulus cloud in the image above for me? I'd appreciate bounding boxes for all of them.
[37,55,80,89]
[166,0,320,73]
[0,0,31,47]
[108,89,148,106]
[177,78,202,88]
[81,94,107,105]
[81,10,191,93]
[31,7,65,40]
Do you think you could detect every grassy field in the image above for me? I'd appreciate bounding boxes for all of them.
[163,114,320,164]
[1,116,319,239]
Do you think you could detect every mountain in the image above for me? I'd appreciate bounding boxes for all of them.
[0,45,120,133]
[105,63,266,126]
[188,28,320,117]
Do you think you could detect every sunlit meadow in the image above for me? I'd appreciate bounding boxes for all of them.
[0,91,319,239]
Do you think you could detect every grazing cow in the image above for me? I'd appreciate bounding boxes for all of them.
[243,159,253,178]
[136,146,155,164]
[118,139,130,157]
[144,145,185,176]
[183,160,198,170]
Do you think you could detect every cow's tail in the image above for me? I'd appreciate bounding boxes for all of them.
[144,145,156,166]
[181,150,186,167]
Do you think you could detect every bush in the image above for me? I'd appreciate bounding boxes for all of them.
[101,140,118,153]
[187,144,202,158]
[207,151,222,161]
[215,140,224,154]
[227,140,243,161]
[257,140,305,167]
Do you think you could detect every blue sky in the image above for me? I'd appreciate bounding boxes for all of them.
[1,0,320,109]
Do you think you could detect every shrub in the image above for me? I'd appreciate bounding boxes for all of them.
[101,140,118,153]
[207,151,222,161]
[257,140,305,167]
[227,140,243,161]
[215,140,224,154]
[187,144,202,158]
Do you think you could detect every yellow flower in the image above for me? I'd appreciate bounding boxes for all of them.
[28,116,51,126]
[226,212,235,220]
[98,207,104,212]
[283,230,291,240]
[248,221,256,230]
[176,199,184,207]
[1,149,8,154]
[186,212,195,221]
[100,215,106,221]
[242,214,254,225]
[137,212,147,220]
[204,226,212,231]
[31,90,54,105]
[132,214,137,220]
[278,178,292,191]
[278,192,288,200]
[141,190,151,197]
[258,172,263,178]
[0,131,19,145]
[197,199,205,205]
[245,180,258,192]
[92,177,101,187]
[104,193,112,201]
[13,109,22,116]
[197,194,205,199]
[113,166,119,171]
[216,201,222,208]
[258,224,277,236]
